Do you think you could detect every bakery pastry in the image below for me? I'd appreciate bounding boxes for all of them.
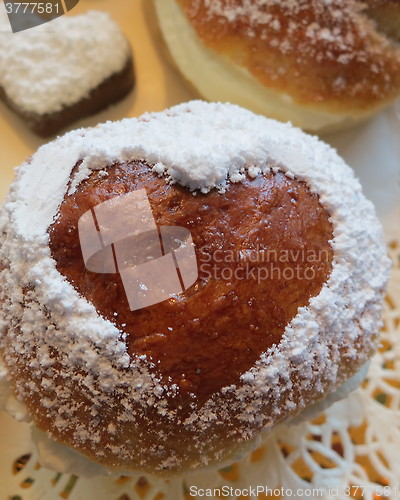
[0,11,134,137]
[153,0,400,132]
[0,101,390,475]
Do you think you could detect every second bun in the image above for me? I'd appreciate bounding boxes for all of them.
[154,0,400,132]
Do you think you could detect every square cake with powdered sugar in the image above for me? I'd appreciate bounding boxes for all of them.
[0,10,135,136]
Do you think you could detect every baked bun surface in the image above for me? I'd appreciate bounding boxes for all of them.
[0,101,390,475]
[154,0,400,132]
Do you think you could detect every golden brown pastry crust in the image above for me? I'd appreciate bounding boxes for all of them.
[49,161,333,401]
[175,0,400,111]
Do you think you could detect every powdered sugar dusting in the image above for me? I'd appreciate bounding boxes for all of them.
[0,101,390,473]
[0,11,130,114]
[201,0,381,63]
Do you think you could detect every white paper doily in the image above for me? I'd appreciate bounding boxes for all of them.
[0,239,398,500]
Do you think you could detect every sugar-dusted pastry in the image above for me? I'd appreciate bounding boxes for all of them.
[0,101,390,475]
[0,11,134,137]
[153,0,400,132]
